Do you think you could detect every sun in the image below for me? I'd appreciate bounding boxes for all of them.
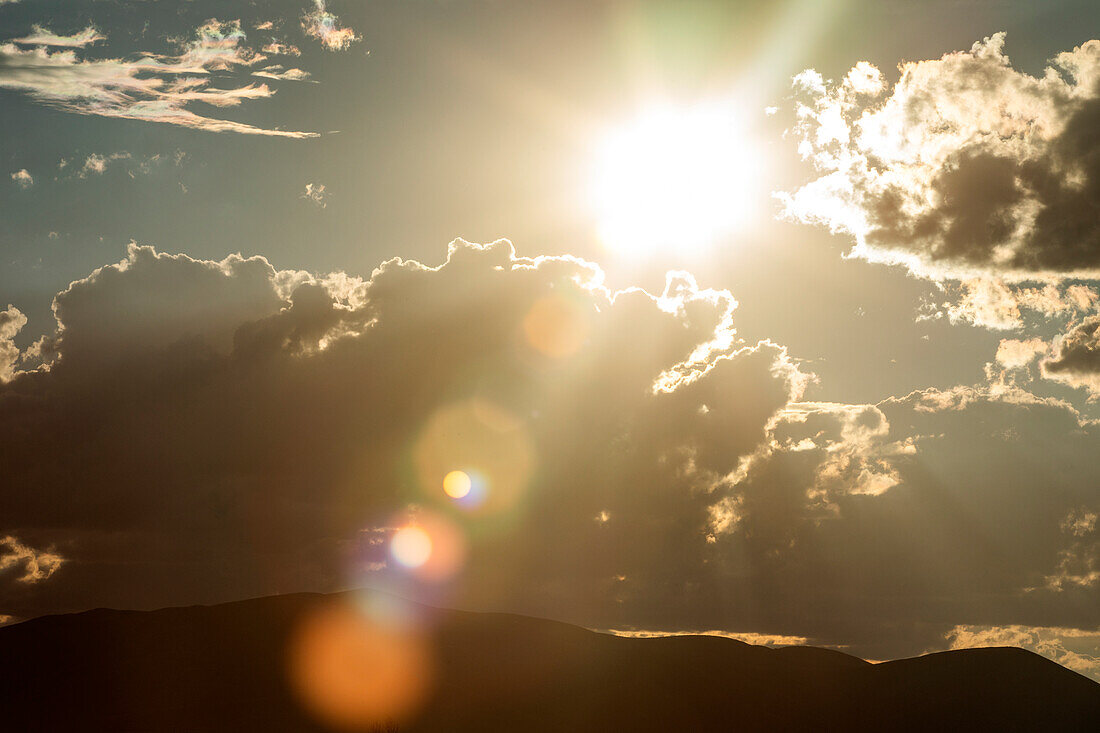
[588,101,758,258]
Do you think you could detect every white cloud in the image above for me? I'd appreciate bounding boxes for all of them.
[79,152,130,177]
[261,42,302,57]
[301,0,360,51]
[253,65,311,82]
[9,168,32,188]
[780,34,1100,283]
[0,306,26,382]
[0,20,318,137]
[301,182,327,207]
[995,338,1048,369]
[11,25,105,48]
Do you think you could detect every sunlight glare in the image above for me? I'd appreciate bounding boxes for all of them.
[589,101,758,257]
[391,526,432,568]
[442,470,472,499]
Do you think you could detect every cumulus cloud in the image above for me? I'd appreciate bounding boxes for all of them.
[996,337,1048,369]
[1042,315,1100,397]
[301,0,360,51]
[0,240,800,631]
[2,240,1098,675]
[0,20,318,137]
[10,25,105,48]
[781,34,1100,282]
[9,168,32,188]
[0,305,26,382]
[0,536,63,584]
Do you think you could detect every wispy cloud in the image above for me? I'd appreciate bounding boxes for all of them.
[79,152,130,177]
[302,0,360,51]
[262,41,301,57]
[11,24,105,48]
[253,64,311,81]
[301,182,327,207]
[0,20,318,137]
[0,535,63,584]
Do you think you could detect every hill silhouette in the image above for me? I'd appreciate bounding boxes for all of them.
[0,591,1097,731]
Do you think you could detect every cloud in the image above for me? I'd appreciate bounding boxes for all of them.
[262,42,301,57]
[947,625,1100,678]
[1042,315,1100,397]
[2,240,1097,675]
[253,65,311,82]
[781,34,1100,283]
[79,152,130,177]
[0,305,26,382]
[9,168,32,188]
[704,382,1100,666]
[0,240,800,628]
[0,20,318,137]
[934,279,1099,330]
[995,337,1048,369]
[301,0,360,51]
[0,536,63,584]
[301,182,327,207]
[606,629,810,647]
[10,25,105,48]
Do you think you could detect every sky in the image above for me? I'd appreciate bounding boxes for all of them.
[1,0,1099,680]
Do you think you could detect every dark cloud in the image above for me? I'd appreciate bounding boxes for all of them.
[701,386,1100,667]
[0,240,798,629]
[1043,314,1100,396]
[2,241,1098,678]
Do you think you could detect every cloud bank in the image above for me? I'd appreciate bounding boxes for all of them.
[1,240,1096,676]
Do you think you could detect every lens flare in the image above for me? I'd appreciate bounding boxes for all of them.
[288,600,432,730]
[387,513,467,582]
[523,295,588,358]
[391,526,432,569]
[414,400,534,517]
[442,470,472,499]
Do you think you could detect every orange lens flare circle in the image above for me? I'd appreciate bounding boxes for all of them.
[523,295,588,359]
[288,602,433,730]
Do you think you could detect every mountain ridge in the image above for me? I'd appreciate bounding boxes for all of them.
[1,589,1097,731]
